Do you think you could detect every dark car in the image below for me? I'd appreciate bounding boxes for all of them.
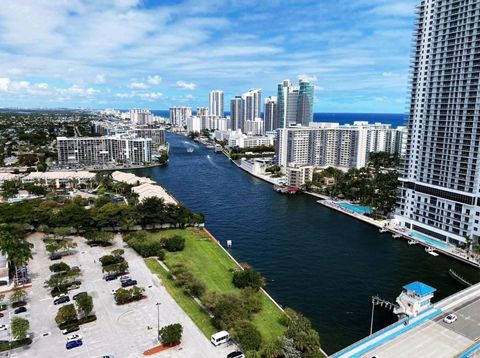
[14,307,27,314]
[66,339,83,350]
[54,296,70,305]
[73,292,87,300]
[50,253,62,261]
[62,326,80,335]
[121,279,137,288]
[227,352,245,358]
[104,274,117,281]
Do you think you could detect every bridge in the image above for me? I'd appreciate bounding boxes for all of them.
[332,282,480,358]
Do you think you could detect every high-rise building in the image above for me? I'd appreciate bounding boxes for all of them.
[230,96,244,131]
[276,122,405,170]
[209,90,224,117]
[277,80,299,128]
[57,136,152,166]
[395,0,480,246]
[129,109,154,125]
[242,88,262,124]
[169,107,192,128]
[244,118,264,136]
[264,96,278,132]
[196,107,208,117]
[296,80,314,126]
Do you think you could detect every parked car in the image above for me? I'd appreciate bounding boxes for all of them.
[54,296,70,305]
[66,334,83,342]
[0,325,8,331]
[50,253,62,261]
[119,275,130,282]
[73,292,87,300]
[443,314,458,324]
[104,274,117,281]
[0,313,4,318]
[71,266,80,272]
[227,351,245,358]
[121,279,137,288]
[66,339,83,350]
[68,284,80,291]
[14,307,27,314]
[62,326,80,335]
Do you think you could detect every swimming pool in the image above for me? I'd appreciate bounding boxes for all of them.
[408,231,449,249]
[338,202,373,215]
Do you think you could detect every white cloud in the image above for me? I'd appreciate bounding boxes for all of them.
[0,78,11,91]
[6,68,22,76]
[175,81,196,90]
[298,74,318,82]
[95,74,106,84]
[147,75,162,85]
[382,72,394,77]
[37,83,49,90]
[314,85,325,91]
[129,81,149,89]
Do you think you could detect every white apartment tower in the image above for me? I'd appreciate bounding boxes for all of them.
[169,107,192,128]
[209,90,224,117]
[242,88,262,124]
[395,0,480,246]
[277,80,299,129]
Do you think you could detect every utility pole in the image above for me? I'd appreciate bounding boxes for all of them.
[370,299,375,335]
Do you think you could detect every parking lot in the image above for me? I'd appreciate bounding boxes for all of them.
[8,232,235,357]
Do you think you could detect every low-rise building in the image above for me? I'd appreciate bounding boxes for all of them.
[286,165,314,188]
[131,183,177,205]
[111,171,155,185]
[22,171,96,188]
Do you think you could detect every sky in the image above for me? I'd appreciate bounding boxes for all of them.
[0,0,418,113]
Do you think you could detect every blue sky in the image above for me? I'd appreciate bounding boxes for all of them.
[0,0,417,113]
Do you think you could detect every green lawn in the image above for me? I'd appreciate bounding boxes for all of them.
[143,228,286,345]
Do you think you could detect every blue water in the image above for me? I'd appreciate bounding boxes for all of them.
[408,232,450,249]
[151,110,407,128]
[338,203,373,215]
[132,133,479,354]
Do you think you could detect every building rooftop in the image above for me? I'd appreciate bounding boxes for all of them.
[111,171,155,185]
[23,171,95,180]
[131,183,177,205]
[403,281,436,297]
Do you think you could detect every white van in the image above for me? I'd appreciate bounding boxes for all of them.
[211,331,229,346]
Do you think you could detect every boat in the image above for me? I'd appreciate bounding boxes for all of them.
[186,147,194,153]
[393,234,402,238]
[273,185,300,195]
[408,240,417,245]
[379,228,388,233]
[425,247,439,256]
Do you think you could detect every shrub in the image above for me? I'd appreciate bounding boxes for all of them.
[162,235,185,252]
[10,316,29,341]
[232,320,262,352]
[114,286,145,304]
[203,292,249,330]
[124,232,165,258]
[49,262,70,272]
[84,231,114,246]
[99,254,123,266]
[159,323,183,346]
[240,288,262,315]
[232,267,266,291]
[102,262,128,276]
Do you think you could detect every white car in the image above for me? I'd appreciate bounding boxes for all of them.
[443,314,458,324]
[66,334,83,342]
[0,325,8,331]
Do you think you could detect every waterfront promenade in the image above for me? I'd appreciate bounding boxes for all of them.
[319,199,480,269]
[332,282,480,358]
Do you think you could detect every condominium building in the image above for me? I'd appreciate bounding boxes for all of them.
[129,109,154,125]
[230,96,244,131]
[169,107,192,128]
[296,80,314,126]
[57,135,152,166]
[242,88,262,124]
[286,165,314,188]
[226,130,274,148]
[264,96,278,132]
[244,118,264,136]
[91,121,165,146]
[278,80,299,129]
[276,122,405,170]
[196,107,208,117]
[209,90,224,117]
[186,116,202,133]
[395,0,480,246]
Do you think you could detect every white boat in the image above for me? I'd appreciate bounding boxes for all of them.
[393,234,402,238]
[186,147,194,153]
[408,240,417,245]
[425,247,439,256]
[379,228,388,233]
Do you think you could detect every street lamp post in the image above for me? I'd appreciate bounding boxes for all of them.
[156,302,161,342]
